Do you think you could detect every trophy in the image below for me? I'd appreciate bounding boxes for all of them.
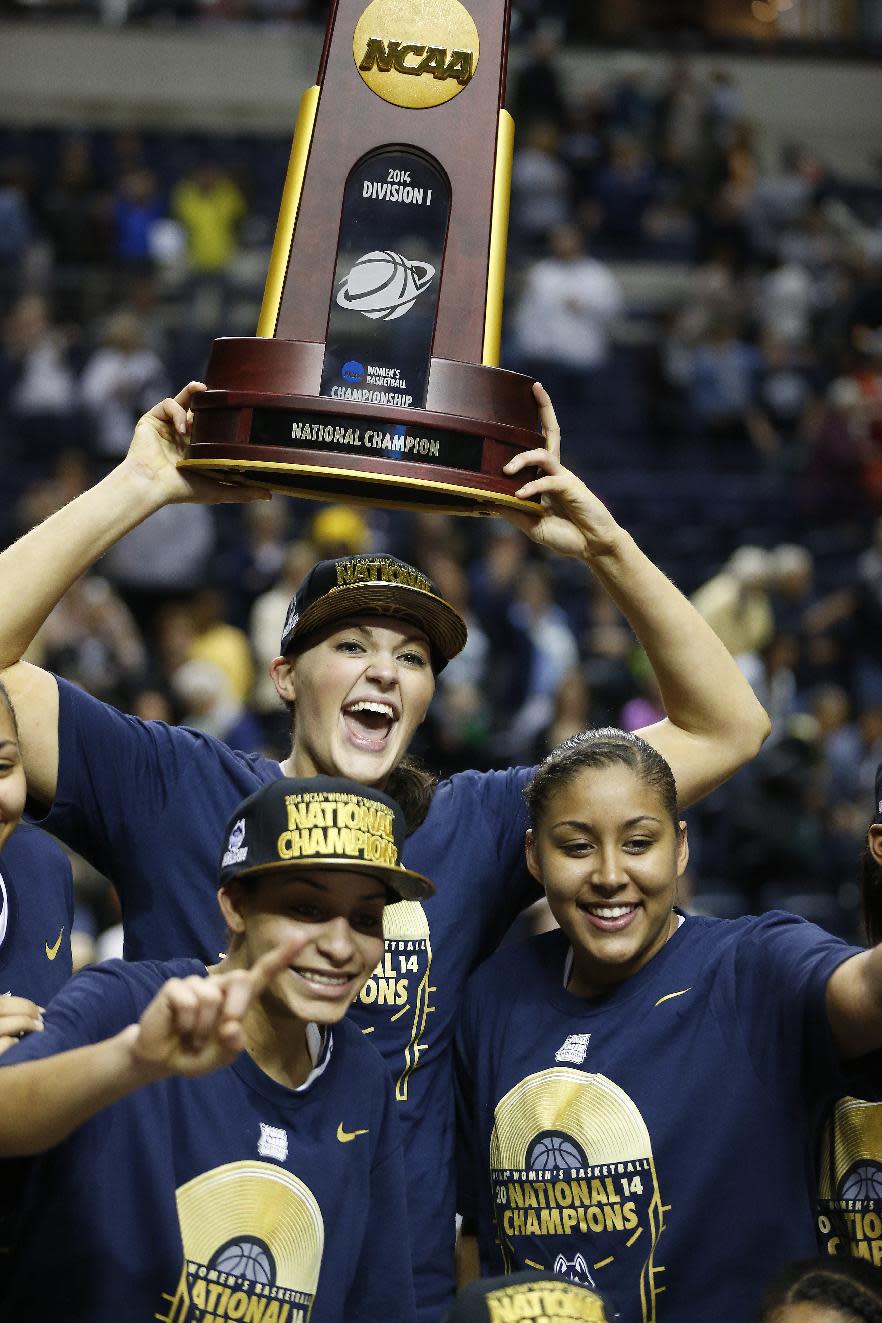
[180,0,542,517]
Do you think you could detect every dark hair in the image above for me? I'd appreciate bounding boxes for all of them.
[0,680,19,739]
[385,756,438,834]
[759,1258,882,1323]
[524,728,679,830]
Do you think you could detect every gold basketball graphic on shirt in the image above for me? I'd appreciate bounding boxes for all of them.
[818,1097,882,1263]
[357,899,433,1101]
[353,0,479,109]
[491,1069,667,1323]
[158,1161,324,1321]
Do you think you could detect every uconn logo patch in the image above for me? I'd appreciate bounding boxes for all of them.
[555,1033,590,1065]
[257,1123,288,1162]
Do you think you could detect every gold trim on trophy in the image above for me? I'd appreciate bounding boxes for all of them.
[483,109,514,368]
[257,84,322,338]
[180,456,538,516]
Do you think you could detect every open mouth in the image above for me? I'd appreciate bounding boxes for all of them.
[291,966,356,995]
[579,903,639,933]
[341,699,398,750]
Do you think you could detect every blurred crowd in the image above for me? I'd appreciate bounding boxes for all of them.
[3,35,882,958]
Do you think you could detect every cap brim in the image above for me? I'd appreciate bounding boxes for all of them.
[221,856,434,902]
[285,582,467,665]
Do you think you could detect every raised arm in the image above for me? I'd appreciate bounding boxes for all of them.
[0,938,297,1157]
[0,384,267,805]
[502,385,770,807]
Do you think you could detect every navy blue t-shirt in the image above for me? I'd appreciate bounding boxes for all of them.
[0,957,415,1323]
[0,824,74,1005]
[456,913,860,1323]
[31,678,540,1322]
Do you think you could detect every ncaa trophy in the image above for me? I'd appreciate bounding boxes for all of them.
[180,0,542,517]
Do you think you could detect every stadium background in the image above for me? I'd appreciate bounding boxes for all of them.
[2,0,882,959]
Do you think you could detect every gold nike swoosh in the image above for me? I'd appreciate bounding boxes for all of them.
[45,929,65,961]
[654,987,691,1007]
[336,1122,369,1144]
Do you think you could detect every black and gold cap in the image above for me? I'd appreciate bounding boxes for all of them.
[279,554,467,672]
[442,1272,612,1323]
[218,776,433,902]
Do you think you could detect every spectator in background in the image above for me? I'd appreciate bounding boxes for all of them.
[0,293,81,484]
[491,561,579,762]
[510,29,566,131]
[588,133,659,255]
[170,657,264,754]
[36,575,146,707]
[751,334,820,473]
[691,545,775,661]
[310,503,370,561]
[171,163,246,275]
[509,121,572,253]
[684,315,765,467]
[42,137,112,321]
[0,159,34,297]
[80,310,169,462]
[113,167,165,273]
[187,586,254,706]
[101,500,217,631]
[249,540,317,755]
[171,162,247,329]
[511,223,623,454]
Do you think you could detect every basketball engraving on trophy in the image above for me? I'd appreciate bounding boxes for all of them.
[336,251,436,322]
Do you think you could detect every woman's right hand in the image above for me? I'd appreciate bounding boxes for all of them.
[122,382,271,508]
[0,995,44,1055]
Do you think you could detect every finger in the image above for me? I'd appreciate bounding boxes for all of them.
[0,1014,43,1037]
[0,995,43,1017]
[189,980,225,1045]
[250,935,303,995]
[0,1036,21,1055]
[149,383,207,436]
[532,382,561,459]
[165,981,202,1039]
[217,969,255,1026]
[218,1019,246,1056]
[503,446,560,477]
[175,381,207,410]
[148,396,190,436]
[498,508,541,537]
[512,472,573,502]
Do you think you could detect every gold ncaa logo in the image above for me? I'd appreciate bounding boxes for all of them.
[353,0,480,110]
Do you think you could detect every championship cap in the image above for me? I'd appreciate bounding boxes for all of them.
[442,1272,613,1323]
[874,762,882,825]
[218,776,433,902]
[279,554,467,672]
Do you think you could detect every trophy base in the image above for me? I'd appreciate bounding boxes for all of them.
[181,339,543,518]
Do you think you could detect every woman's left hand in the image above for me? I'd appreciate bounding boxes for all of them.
[0,995,44,1055]
[501,383,621,563]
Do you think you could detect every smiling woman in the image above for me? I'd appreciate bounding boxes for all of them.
[0,776,423,1323]
[456,730,882,1323]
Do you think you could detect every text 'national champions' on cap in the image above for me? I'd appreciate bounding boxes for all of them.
[218,775,433,902]
[279,554,467,671]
